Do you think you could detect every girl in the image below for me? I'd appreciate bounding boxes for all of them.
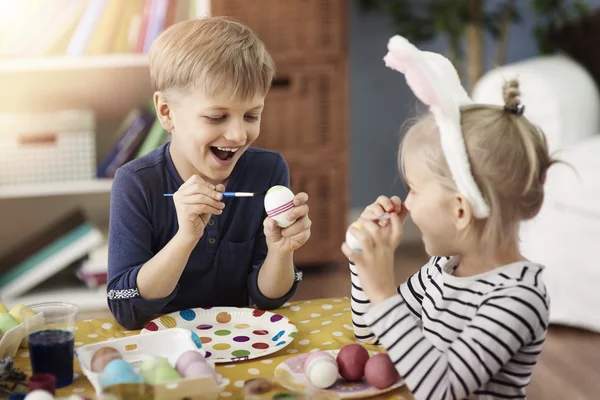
[343,36,553,400]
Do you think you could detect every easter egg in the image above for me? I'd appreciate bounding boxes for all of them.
[264,185,296,228]
[0,303,7,313]
[183,361,218,382]
[24,390,54,400]
[100,359,142,388]
[148,365,180,385]
[175,350,206,375]
[140,356,180,385]
[10,304,35,324]
[345,222,363,252]
[0,313,19,334]
[303,351,338,389]
[336,344,370,381]
[91,347,122,372]
[364,353,400,390]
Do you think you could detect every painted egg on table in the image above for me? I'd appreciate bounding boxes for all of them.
[0,313,19,334]
[24,390,54,400]
[364,353,400,389]
[9,304,35,324]
[91,346,122,372]
[175,350,206,374]
[345,221,364,252]
[264,185,296,228]
[336,344,370,381]
[100,359,142,388]
[303,351,339,389]
[183,361,218,382]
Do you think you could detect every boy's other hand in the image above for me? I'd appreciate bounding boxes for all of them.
[173,174,225,244]
[264,192,311,254]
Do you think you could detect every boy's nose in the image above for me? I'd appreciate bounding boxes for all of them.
[224,122,247,144]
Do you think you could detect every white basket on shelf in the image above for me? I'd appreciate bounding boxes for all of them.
[0,109,96,186]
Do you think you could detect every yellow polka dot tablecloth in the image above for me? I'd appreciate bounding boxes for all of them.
[13,297,413,400]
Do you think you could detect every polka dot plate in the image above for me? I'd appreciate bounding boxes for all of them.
[273,350,404,399]
[140,307,298,364]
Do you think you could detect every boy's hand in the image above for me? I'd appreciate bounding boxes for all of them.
[264,192,311,254]
[173,174,225,244]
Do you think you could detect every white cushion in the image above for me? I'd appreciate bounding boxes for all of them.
[472,54,600,153]
[520,136,600,332]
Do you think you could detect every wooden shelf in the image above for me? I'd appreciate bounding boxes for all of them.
[0,179,113,199]
[0,54,153,134]
[5,285,109,313]
[0,54,149,73]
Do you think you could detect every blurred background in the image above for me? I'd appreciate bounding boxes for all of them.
[0,1,600,397]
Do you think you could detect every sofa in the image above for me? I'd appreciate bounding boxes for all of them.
[472,54,600,333]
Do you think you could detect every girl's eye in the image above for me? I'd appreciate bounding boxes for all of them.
[245,114,259,121]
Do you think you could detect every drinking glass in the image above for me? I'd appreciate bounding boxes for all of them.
[21,302,78,388]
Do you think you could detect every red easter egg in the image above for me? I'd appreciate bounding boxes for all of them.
[364,353,400,389]
[336,344,370,381]
[144,322,158,331]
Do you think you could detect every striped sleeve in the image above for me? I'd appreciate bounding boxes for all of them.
[363,286,548,400]
[350,258,433,344]
[349,261,378,344]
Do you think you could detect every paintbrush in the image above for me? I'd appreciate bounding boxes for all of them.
[163,191,266,198]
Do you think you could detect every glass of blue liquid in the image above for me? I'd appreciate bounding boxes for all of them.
[21,302,78,388]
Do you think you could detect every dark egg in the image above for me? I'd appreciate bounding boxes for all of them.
[91,346,122,373]
[336,344,370,381]
[364,353,400,389]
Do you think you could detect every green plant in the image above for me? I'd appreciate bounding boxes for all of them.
[532,0,591,54]
[359,0,591,92]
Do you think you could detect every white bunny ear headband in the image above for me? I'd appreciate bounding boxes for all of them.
[384,35,490,219]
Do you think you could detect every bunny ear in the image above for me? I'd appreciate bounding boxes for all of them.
[384,35,490,219]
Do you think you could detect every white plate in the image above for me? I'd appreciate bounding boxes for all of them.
[140,307,298,363]
[273,349,404,399]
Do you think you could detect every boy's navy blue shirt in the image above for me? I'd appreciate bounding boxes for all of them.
[107,142,301,330]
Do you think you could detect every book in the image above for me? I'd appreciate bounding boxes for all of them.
[0,209,104,300]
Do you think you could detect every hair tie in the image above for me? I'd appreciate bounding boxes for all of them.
[504,104,525,116]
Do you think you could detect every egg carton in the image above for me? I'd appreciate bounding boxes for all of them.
[76,328,224,399]
[0,323,26,358]
[0,312,44,358]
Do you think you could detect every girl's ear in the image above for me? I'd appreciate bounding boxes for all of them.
[452,194,473,232]
[154,91,175,131]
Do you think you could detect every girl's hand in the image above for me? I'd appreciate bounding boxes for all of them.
[264,192,311,254]
[342,202,408,305]
[360,195,408,227]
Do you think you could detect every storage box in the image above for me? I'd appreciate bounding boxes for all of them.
[287,157,348,265]
[0,110,96,186]
[254,61,347,156]
[76,328,224,399]
[211,0,346,62]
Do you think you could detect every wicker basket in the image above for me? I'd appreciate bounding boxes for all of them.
[211,0,346,62]
[254,60,347,156]
[288,157,348,265]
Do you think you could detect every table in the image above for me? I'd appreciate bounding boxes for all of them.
[13,297,412,399]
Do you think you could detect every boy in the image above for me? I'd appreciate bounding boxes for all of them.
[107,17,311,330]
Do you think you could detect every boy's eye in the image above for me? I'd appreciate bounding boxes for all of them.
[245,114,259,121]
[205,115,226,122]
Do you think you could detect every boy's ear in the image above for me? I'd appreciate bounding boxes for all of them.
[452,194,473,231]
[154,91,174,131]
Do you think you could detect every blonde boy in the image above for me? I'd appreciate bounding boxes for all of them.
[107,17,311,330]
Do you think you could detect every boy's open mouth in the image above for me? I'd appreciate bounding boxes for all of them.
[210,146,239,161]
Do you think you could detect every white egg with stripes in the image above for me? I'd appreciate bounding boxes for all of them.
[264,185,296,228]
